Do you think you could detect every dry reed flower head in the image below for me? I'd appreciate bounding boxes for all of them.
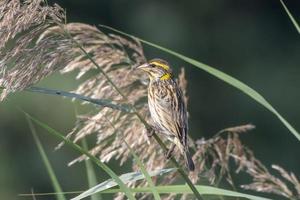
[240,162,300,199]
[0,0,179,172]
[1,1,299,200]
[0,0,64,100]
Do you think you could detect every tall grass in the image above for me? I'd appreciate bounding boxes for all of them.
[1,0,300,200]
[24,111,270,200]
[27,116,66,200]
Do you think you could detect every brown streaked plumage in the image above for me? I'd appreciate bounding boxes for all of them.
[136,58,195,171]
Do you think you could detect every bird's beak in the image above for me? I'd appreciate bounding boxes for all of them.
[135,63,150,70]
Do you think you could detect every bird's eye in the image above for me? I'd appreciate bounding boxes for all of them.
[149,63,155,68]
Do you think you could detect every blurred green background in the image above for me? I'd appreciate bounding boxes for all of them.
[1,0,300,199]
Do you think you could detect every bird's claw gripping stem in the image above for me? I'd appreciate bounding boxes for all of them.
[165,144,175,159]
[146,127,155,138]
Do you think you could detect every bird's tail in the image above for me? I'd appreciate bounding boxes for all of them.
[184,151,195,171]
[174,138,195,171]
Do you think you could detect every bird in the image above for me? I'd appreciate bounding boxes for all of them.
[136,58,195,171]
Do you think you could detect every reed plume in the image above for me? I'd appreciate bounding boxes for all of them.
[0,1,299,200]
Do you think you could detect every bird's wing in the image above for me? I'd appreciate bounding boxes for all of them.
[174,87,188,147]
[155,81,188,147]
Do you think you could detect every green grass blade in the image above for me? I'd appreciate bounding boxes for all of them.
[98,185,270,200]
[123,140,161,200]
[26,116,66,200]
[23,111,136,200]
[19,191,82,197]
[18,184,270,200]
[279,0,300,34]
[71,168,176,200]
[99,24,300,142]
[81,139,102,200]
[27,86,132,113]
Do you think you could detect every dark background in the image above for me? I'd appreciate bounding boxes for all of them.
[1,0,300,199]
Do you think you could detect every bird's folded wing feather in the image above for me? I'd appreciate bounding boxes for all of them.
[156,82,188,146]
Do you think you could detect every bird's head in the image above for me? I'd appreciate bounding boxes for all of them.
[136,58,173,81]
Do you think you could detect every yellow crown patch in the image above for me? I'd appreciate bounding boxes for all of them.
[150,61,170,71]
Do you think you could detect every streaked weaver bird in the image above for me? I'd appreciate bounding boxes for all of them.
[136,58,195,171]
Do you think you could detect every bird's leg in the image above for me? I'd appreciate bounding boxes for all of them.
[146,125,161,138]
[146,126,156,138]
[165,143,176,159]
[146,128,155,137]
